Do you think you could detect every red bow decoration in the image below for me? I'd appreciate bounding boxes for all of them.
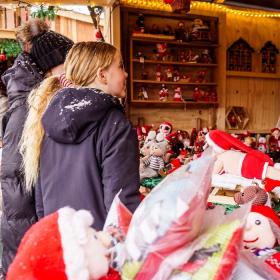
[164,0,191,12]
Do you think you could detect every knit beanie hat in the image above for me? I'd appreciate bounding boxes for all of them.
[31,30,74,72]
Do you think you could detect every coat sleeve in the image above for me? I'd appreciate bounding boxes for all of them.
[100,111,141,213]
[35,178,44,219]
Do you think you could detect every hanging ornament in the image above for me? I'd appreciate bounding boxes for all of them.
[0,51,7,62]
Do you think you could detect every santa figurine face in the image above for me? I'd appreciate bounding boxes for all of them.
[159,122,172,136]
[243,212,276,250]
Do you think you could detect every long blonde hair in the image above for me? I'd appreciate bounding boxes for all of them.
[20,41,117,191]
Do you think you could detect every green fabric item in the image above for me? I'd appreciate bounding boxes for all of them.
[140,177,163,189]
[214,203,240,214]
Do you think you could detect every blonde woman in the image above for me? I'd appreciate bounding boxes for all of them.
[0,19,73,276]
[21,42,140,231]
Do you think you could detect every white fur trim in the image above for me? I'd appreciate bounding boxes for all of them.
[262,162,269,180]
[237,153,246,176]
[58,208,94,280]
[205,133,225,154]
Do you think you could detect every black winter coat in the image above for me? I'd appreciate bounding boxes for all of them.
[36,87,140,230]
[0,52,43,275]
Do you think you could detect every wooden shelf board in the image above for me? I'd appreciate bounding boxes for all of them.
[132,59,218,67]
[226,129,271,134]
[133,80,217,86]
[130,100,218,106]
[226,71,280,79]
[0,29,15,39]
[131,37,218,48]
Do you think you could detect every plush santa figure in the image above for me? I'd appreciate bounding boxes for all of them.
[205,130,280,180]
[7,207,120,280]
[156,121,173,142]
[173,86,183,102]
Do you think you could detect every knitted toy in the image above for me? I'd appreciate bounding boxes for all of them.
[205,130,280,181]
[7,207,120,280]
[140,141,166,180]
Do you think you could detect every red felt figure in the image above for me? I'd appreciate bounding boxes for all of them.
[209,88,217,102]
[167,158,181,174]
[155,64,162,81]
[178,130,191,149]
[193,87,202,101]
[156,43,168,61]
[159,84,169,102]
[269,128,280,152]
[196,70,207,83]
[257,136,268,153]
[165,66,173,81]
[173,86,183,102]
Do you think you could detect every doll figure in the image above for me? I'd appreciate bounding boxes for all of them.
[165,66,173,82]
[156,43,168,61]
[156,64,162,81]
[158,121,173,139]
[243,205,280,250]
[138,87,148,100]
[200,49,212,64]
[6,207,119,280]
[179,50,186,63]
[193,87,202,101]
[173,68,180,82]
[140,142,166,180]
[196,70,207,83]
[134,13,145,33]
[257,136,268,153]
[175,21,188,42]
[159,84,169,101]
[173,86,183,102]
[269,128,280,152]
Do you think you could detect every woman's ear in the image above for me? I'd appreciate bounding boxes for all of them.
[96,68,107,85]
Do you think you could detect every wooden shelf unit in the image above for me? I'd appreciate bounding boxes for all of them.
[121,7,219,131]
[227,71,280,79]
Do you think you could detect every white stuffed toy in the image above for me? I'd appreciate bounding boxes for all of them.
[7,207,119,280]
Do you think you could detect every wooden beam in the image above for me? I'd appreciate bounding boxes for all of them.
[0,0,115,5]
[0,28,15,39]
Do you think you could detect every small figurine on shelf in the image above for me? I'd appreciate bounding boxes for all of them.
[135,51,146,62]
[200,49,212,64]
[269,128,280,152]
[209,88,217,102]
[141,68,148,80]
[165,66,173,81]
[155,64,162,81]
[186,49,199,63]
[159,84,169,102]
[173,68,180,82]
[175,21,188,43]
[179,50,186,63]
[138,87,148,100]
[134,13,145,34]
[156,43,168,61]
[181,73,192,83]
[257,135,268,153]
[192,87,202,101]
[191,18,210,41]
[173,86,183,102]
[150,24,160,34]
[196,70,207,83]
[163,25,173,36]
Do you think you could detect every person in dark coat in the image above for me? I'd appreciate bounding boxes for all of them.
[0,20,73,276]
[20,41,141,231]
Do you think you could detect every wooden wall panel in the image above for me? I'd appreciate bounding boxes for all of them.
[76,21,95,42]
[225,14,280,131]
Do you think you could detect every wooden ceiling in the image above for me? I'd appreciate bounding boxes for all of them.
[224,0,280,11]
[0,0,115,5]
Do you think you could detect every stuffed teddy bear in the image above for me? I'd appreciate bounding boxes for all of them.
[140,141,166,180]
[6,207,120,280]
[205,130,280,181]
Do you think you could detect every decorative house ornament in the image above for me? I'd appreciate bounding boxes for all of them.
[227,38,254,72]
[260,41,279,73]
[225,106,250,130]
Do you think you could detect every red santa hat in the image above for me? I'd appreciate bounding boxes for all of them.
[205,129,274,166]
[7,207,110,280]
[271,127,280,134]
[251,205,280,228]
[159,121,173,132]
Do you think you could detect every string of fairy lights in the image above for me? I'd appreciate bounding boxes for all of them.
[1,0,280,18]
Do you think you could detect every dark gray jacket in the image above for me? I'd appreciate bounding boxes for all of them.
[36,87,140,230]
[1,52,43,275]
